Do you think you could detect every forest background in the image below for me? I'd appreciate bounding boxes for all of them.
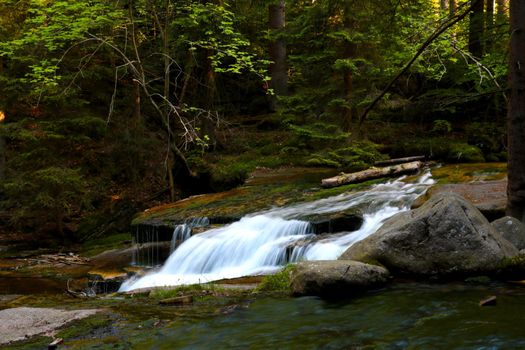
[0,0,513,246]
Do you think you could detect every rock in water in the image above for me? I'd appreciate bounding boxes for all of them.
[290,260,390,297]
[340,193,518,277]
[492,216,525,250]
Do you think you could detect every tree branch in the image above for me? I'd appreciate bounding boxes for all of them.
[359,0,480,127]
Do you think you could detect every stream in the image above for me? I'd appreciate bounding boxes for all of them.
[120,172,435,291]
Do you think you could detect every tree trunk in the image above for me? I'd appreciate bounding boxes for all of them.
[506,0,525,221]
[0,122,5,182]
[441,0,449,14]
[0,58,5,183]
[469,0,485,58]
[486,0,495,49]
[269,0,287,108]
[450,0,457,37]
[450,0,457,14]
[321,161,423,188]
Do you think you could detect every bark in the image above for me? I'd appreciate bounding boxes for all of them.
[506,0,525,221]
[321,161,423,188]
[0,126,5,183]
[486,0,495,26]
[132,79,141,128]
[269,0,287,104]
[469,0,485,58]
[450,0,457,14]
[441,0,449,13]
[486,0,495,49]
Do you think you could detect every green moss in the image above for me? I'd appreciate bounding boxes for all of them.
[56,313,112,339]
[256,265,296,293]
[149,284,206,299]
[81,232,131,257]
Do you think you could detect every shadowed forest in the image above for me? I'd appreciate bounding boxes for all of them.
[0,0,518,247]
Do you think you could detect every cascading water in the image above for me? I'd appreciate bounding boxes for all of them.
[120,171,435,291]
[170,217,210,253]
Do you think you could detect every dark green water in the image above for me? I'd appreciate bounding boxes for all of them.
[115,282,525,349]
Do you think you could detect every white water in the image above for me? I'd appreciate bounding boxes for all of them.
[120,172,435,291]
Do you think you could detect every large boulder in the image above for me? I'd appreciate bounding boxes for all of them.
[290,260,390,297]
[492,216,525,250]
[340,193,518,277]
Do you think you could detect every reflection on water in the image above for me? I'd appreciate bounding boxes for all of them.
[128,282,525,349]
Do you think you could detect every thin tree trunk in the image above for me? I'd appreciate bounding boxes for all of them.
[450,0,457,14]
[132,79,141,128]
[450,0,457,37]
[0,122,5,182]
[441,0,449,14]
[506,0,525,221]
[486,0,495,48]
[163,1,170,117]
[469,0,485,58]
[269,0,287,108]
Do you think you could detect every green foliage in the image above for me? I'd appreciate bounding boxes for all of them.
[288,122,350,149]
[306,141,383,170]
[431,120,452,136]
[3,166,89,237]
[447,143,485,163]
[466,122,506,160]
[256,264,296,293]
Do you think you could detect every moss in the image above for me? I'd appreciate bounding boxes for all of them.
[148,284,206,299]
[431,163,506,183]
[81,232,131,257]
[256,265,296,293]
[56,313,112,339]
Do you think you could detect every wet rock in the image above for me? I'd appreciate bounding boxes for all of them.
[492,216,525,250]
[290,260,390,297]
[341,192,518,277]
[307,212,363,234]
[87,272,128,295]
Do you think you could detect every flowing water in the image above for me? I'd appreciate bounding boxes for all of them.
[120,172,435,291]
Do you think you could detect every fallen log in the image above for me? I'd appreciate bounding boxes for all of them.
[374,155,425,166]
[321,161,423,188]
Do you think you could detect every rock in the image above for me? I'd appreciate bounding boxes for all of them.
[307,212,363,234]
[492,216,525,250]
[290,260,390,297]
[412,181,507,221]
[341,192,518,277]
[0,307,101,345]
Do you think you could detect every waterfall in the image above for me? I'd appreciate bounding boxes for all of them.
[170,224,192,253]
[120,172,435,291]
[170,217,210,253]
